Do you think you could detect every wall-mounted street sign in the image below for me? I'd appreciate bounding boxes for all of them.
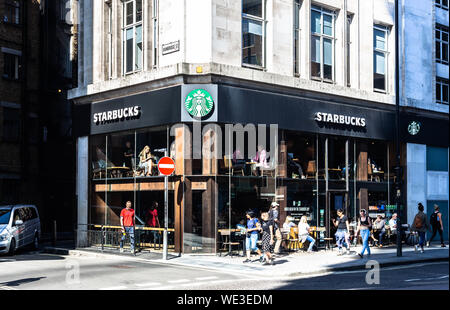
[407,121,421,135]
[162,40,180,55]
[314,112,366,127]
[184,89,214,118]
[158,156,175,176]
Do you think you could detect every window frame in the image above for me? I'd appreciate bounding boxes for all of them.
[436,77,449,105]
[293,0,301,77]
[122,0,144,75]
[436,24,449,65]
[435,0,449,11]
[373,24,389,93]
[310,5,335,83]
[3,0,21,25]
[152,0,159,68]
[241,0,267,70]
[2,52,21,81]
[1,107,21,142]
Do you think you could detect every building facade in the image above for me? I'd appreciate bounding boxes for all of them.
[0,0,41,208]
[1,0,78,237]
[70,0,449,253]
[399,0,449,241]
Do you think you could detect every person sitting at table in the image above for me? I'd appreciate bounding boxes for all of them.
[138,145,154,176]
[283,216,297,231]
[373,215,386,247]
[123,141,134,168]
[389,213,398,234]
[251,145,270,175]
[298,216,316,253]
[287,153,304,179]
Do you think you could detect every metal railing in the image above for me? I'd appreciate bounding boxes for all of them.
[76,224,176,253]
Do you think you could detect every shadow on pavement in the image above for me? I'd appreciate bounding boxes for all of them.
[0,277,46,287]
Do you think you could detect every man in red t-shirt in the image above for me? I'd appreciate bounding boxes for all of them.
[120,201,135,254]
[146,202,161,248]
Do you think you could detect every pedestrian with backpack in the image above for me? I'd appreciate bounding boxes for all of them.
[411,203,430,253]
[428,204,446,247]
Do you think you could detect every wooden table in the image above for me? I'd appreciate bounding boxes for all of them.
[107,167,131,178]
[372,170,385,182]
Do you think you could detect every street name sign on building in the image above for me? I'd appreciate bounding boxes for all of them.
[158,157,175,176]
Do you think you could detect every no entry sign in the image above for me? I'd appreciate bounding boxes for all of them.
[158,157,175,176]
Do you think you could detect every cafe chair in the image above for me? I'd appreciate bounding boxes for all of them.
[367,162,374,181]
[261,157,276,177]
[287,227,301,251]
[306,160,316,179]
[218,229,241,256]
[222,155,245,176]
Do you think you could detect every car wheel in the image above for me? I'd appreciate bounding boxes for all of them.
[33,234,39,250]
[8,238,16,256]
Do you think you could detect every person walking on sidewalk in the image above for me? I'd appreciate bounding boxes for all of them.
[243,211,263,263]
[298,216,316,253]
[269,202,282,255]
[355,209,372,258]
[120,201,136,255]
[260,212,275,265]
[332,209,350,255]
[411,203,430,253]
[428,204,446,248]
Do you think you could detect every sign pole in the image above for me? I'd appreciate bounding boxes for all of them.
[163,151,169,260]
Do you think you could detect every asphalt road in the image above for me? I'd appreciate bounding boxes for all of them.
[0,249,448,291]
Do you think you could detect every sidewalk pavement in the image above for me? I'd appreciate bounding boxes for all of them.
[42,243,449,278]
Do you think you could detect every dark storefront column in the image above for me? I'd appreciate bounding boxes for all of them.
[202,178,217,253]
[357,142,369,212]
[278,140,287,224]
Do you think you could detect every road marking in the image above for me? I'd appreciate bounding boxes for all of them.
[135,282,161,287]
[0,286,17,290]
[145,285,176,290]
[167,279,190,284]
[195,276,218,281]
[405,275,449,282]
[99,286,127,290]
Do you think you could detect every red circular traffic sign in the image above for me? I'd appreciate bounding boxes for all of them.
[158,157,175,176]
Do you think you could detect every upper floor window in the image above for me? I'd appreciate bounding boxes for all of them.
[435,0,449,10]
[2,107,21,142]
[123,0,143,75]
[346,14,353,87]
[293,0,301,76]
[2,52,21,80]
[3,0,20,25]
[436,78,449,105]
[310,6,335,82]
[152,0,158,67]
[436,24,449,65]
[242,0,266,68]
[373,25,388,92]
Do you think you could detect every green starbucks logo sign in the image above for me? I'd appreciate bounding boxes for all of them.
[408,121,420,136]
[185,89,214,118]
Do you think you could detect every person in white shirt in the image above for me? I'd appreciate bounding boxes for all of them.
[298,216,316,253]
[283,216,297,231]
[389,213,398,234]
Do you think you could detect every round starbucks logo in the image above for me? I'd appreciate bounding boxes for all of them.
[408,121,421,135]
[185,89,214,118]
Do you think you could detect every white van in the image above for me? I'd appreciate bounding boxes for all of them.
[0,205,41,255]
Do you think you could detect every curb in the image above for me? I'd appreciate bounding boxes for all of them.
[43,246,449,277]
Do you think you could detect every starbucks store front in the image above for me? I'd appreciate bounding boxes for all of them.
[74,83,441,254]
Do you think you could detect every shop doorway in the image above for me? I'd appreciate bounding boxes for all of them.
[326,191,349,238]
